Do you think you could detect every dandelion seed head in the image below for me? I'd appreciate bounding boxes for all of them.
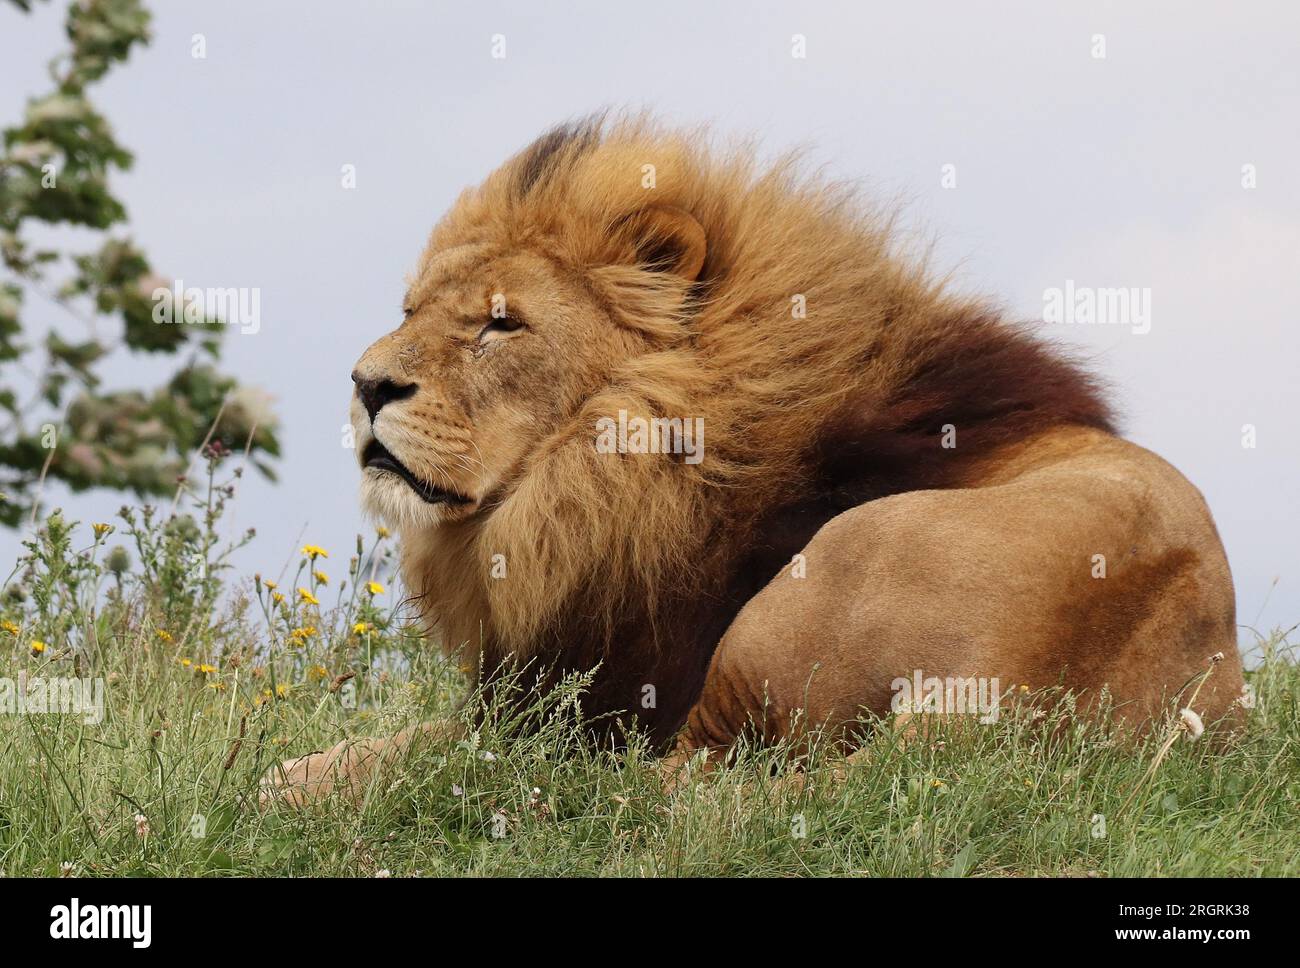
[1179,707,1205,740]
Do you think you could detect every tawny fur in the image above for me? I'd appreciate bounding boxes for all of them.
[261,116,1243,806]
[344,113,1235,751]
[398,119,1100,660]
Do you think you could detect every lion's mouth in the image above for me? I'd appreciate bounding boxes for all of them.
[362,440,472,506]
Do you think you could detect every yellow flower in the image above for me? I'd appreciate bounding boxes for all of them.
[92,522,113,538]
[272,591,285,604]
[263,579,277,591]
[307,665,329,681]
[366,581,385,596]
[353,622,373,635]
[180,657,192,667]
[288,626,317,644]
[1,620,20,635]
[156,629,173,643]
[208,681,227,692]
[314,570,329,586]
[30,640,47,655]
[931,779,945,789]
[301,545,329,560]
[297,588,319,605]
[196,663,217,675]
[376,526,390,539]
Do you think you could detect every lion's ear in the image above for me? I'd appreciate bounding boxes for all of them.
[620,205,707,282]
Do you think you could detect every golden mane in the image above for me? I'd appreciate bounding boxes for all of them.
[401,115,1112,744]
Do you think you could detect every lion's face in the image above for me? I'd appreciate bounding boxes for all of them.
[350,244,641,530]
[351,122,708,537]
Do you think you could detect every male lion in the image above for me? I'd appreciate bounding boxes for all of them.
[263,117,1244,805]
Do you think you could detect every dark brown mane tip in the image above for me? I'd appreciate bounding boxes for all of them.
[512,115,605,199]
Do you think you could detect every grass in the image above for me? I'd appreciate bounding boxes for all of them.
[0,455,1297,877]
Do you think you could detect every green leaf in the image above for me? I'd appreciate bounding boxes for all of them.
[939,840,976,877]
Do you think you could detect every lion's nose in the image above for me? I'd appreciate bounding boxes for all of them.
[351,371,417,422]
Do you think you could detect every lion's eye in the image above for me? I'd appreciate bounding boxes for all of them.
[477,316,526,343]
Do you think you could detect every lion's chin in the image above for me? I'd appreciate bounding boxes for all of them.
[360,469,461,531]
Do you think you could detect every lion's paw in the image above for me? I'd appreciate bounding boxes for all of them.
[258,739,366,810]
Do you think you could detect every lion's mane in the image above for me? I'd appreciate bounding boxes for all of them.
[403,115,1112,744]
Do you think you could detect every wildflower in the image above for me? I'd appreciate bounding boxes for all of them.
[156,629,173,643]
[314,570,329,586]
[180,657,192,667]
[297,588,319,605]
[931,779,945,789]
[366,581,385,596]
[307,665,328,681]
[1,620,19,635]
[481,751,497,763]
[353,622,373,635]
[272,591,285,604]
[92,522,113,538]
[30,640,46,655]
[301,545,329,560]
[59,861,74,877]
[1238,683,1256,710]
[106,546,131,575]
[374,869,392,878]
[134,814,150,838]
[196,663,217,675]
[1018,684,1029,694]
[1179,707,1205,740]
[452,784,464,797]
[263,579,278,591]
[208,681,227,692]
[288,626,317,644]
[376,526,390,539]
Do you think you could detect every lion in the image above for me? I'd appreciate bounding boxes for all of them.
[261,115,1244,806]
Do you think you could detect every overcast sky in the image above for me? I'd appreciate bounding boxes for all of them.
[2,0,1297,645]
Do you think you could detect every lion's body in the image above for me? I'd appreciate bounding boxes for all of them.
[262,117,1244,805]
[683,425,1242,754]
